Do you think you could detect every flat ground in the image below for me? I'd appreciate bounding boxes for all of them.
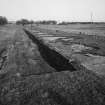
[0,24,105,105]
[37,24,105,36]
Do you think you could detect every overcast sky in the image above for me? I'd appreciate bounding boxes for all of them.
[0,0,105,22]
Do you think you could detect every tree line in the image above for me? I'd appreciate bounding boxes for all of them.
[0,16,8,25]
[16,19,34,25]
[0,16,105,26]
[16,19,57,25]
[35,20,57,25]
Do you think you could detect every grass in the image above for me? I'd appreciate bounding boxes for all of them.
[0,24,105,105]
[35,24,105,36]
[0,70,105,105]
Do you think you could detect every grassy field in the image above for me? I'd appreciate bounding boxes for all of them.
[0,24,105,105]
[36,24,105,36]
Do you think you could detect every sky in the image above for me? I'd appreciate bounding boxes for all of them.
[0,0,105,22]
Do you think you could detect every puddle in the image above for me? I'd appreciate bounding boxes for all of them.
[85,53,104,58]
[42,37,65,41]
[71,44,92,52]
[39,35,54,37]
[62,38,74,41]
[32,31,40,33]
[37,32,47,35]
